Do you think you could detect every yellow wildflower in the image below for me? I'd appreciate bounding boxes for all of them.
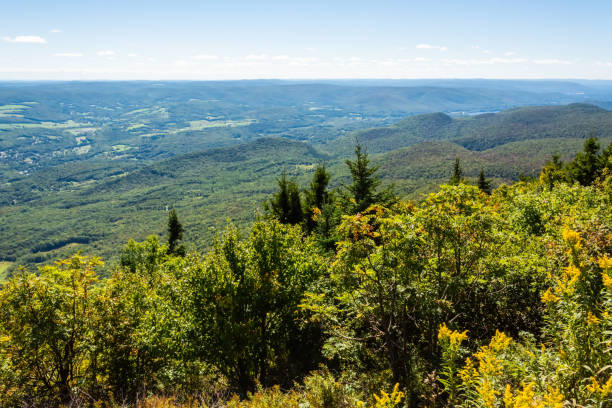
[438,323,468,347]
[459,357,479,385]
[602,273,612,288]
[489,330,512,352]
[438,322,452,340]
[504,384,514,408]
[514,382,536,408]
[474,349,503,376]
[587,377,602,394]
[371,383,404,408]
[603,376,612,395]
[586,311,600,325]
[476,379,498,408]
[311,207,322,222]
[542,387,564,408]
[562,227,582,249]
[541,288,560,303]
[599,256,612,269]
[564,264,581,287]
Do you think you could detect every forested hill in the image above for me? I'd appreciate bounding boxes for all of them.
[0,137,325,269]
[326,103,612,154]
[2,103,612,271]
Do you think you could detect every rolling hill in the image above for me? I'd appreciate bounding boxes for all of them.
[2,93,612,274]
[325,103,612,154]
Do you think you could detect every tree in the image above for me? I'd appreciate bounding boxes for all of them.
[268,171,303,225]
[167,208,185,256]
[567,137,603,186]
[343,143,393,213]
[188,221,324,394]
[449,158,463,185]
[539,154,568,190]
[0,255,102,405]
[477,168,492,194]
[303,164,331,233]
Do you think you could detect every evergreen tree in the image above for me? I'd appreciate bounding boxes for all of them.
[450,157,463,185]
[477,168,492,194]
[287,183,303,225]
[343,143,393,213]
[303,164,331,233]
[567,137,603,186]
[167,208,185,256]
[539,154,568,190]
[269,171,303,225]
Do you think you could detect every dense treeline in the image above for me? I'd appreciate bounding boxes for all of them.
[1,141,612,407]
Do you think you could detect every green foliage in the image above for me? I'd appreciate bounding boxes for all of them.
[342,144,394,214]
[167,208,186,256]
[267,171,304,225]
[567,137,604,185]
[539,154,568,189]
[477,168,492,194]
[450,157,463,185]
[0,255,102,406]
[187,221,325,394]
[303,164,332,234]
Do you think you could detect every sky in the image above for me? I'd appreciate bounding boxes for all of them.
[1,0,612,80]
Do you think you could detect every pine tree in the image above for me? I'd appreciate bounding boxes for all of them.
[269,171,303,225]
[303,164,331,233]
[287,183,303,225]
[343,143,392,213]
[539,154,567,190]
[449,157,463,185]
[167,208,185,256]
[567,137,603,186]
[477,168,492,194]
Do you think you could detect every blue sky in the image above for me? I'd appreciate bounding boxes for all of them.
[1,0,612,79]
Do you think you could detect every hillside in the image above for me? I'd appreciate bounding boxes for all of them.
[3,102,612,271]
[0,81,606,182]
[0,137,326,268]
[325,103,612,154]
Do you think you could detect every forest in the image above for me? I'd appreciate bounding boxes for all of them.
[1,137,612,407]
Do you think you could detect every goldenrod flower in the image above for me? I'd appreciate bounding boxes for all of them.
[586,311,600,325]
[438,323,468,347]
[542,387,564,408]
[562,227,582,249]
[599,255,612,269]
[504,384,514,408]
[541,288,560,303]
[476,379,498,408]
[489,330,512,352]
[459,357,478,385]
[602,273,612,288]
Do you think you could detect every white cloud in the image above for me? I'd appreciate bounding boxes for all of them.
[50,29,62,33]
[97,50,115,56]
[3,35,47,44]
[54,52,83,57]
[193,54,219,61]
[414,57,431,62]
[127,53,138,58]
[505,51,517,56]
[245,54,268,61]
[416,43,447,51]
[441,57,527,65]
[272,55,290,60]
[532,59,571,65]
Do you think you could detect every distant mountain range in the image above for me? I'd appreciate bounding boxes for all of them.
[2,79,612,272]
